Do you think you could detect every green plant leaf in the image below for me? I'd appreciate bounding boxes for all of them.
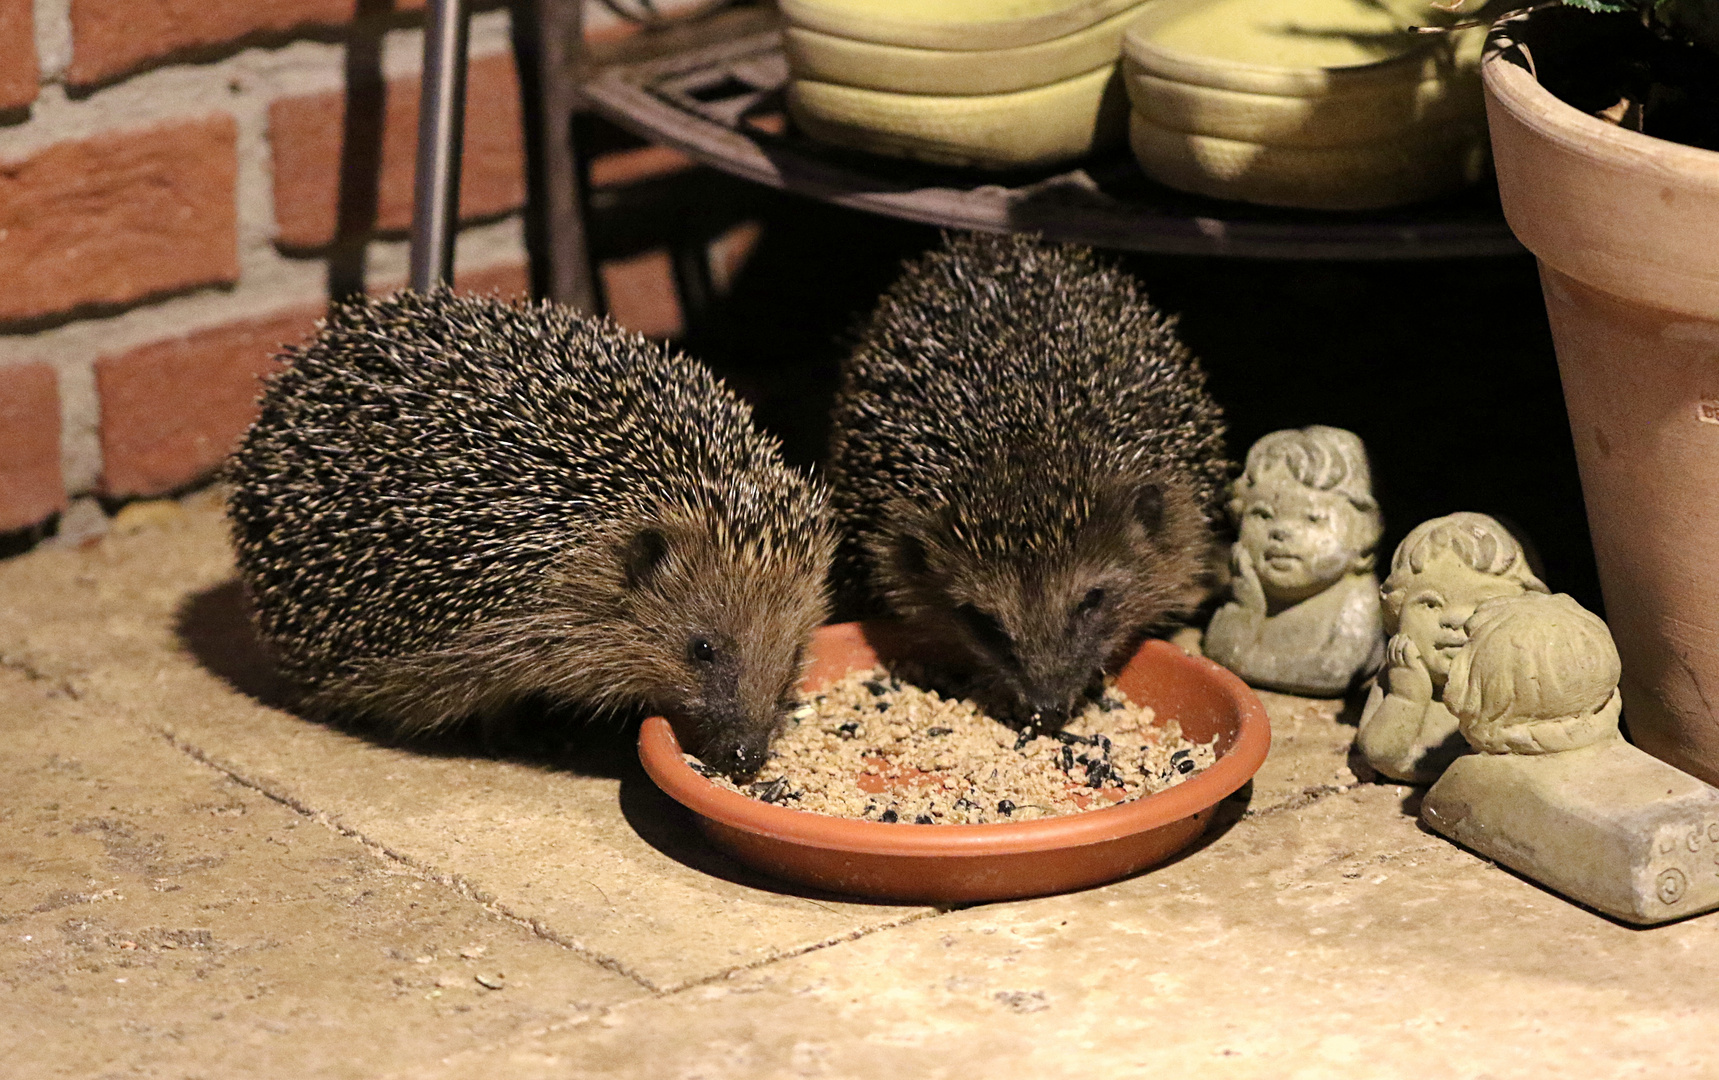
[1561,0,1634,11]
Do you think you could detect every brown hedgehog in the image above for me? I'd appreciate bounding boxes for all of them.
[826,233,1230,728]
[226,289,834,776]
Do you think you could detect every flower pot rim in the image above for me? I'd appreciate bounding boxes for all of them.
[1482,9,1719,187]
[639,623,1271,861]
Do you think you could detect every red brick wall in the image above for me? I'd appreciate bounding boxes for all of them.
[0,1,713,537]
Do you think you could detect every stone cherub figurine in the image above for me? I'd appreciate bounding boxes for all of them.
[1422,591,1719,925]
[1204,425,1385,697]
[1355,512,1548,783]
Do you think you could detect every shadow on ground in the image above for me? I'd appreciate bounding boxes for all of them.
[174,579,647,782]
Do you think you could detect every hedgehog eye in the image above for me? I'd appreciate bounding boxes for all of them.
[688,637,717,664]
[1074,587,1106,617]
[956,604,1016,666]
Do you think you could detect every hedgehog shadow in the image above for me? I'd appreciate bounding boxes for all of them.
[173,579,640,781]
[175,579,299,711]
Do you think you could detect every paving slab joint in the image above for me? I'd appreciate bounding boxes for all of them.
[153,722,665,992]
[651,907,952,997]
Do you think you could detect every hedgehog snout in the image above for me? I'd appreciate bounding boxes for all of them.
[687,709,778,779]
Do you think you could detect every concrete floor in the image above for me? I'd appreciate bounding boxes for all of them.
[3,492,1717,1079]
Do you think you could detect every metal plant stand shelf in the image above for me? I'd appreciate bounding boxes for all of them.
[578,28,1523,261]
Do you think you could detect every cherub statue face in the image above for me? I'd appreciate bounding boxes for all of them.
[1237,484,1364,604]
[1394,549,1529,687]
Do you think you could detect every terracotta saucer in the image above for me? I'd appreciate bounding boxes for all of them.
[639,622,1270,903]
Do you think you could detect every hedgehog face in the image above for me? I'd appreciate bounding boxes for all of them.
[617,520,831,778]
[871,476,1213,728]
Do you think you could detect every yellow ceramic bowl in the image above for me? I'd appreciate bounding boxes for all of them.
[789,63,1131,170]
[780,0,1147,51]
[1128,110,1488,209]
[1121,0,1474,97]
[1122,64,1480,148]
[783,3,1151,96]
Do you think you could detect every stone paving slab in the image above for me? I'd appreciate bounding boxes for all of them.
[402,782,1719,1080]
[0,669,644,1080]
[0,498,933,991]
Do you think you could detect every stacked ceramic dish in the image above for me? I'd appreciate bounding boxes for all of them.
[781,0,1153,170]
[1121,0,1489,209]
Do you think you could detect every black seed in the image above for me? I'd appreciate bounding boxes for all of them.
[837,721,860,739]
[876,703,888,713]
[997,799,1015,816]
[927,726,953,737]
[687,761,716,778]
[1013,726,1037,751]
[864,680,887,696]
[879,809,899,823]
[1060,746,1075,771]
[1176,758,1196,774]
[914,814,933,825]
[750,777,789,803]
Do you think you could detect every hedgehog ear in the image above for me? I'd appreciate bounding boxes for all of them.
[878,500,937,582]
[893,533,929,579]
[621,527,670,590]
[1131,481,1165,534]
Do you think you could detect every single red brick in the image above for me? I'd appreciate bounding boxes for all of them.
[270,51,525,250]
[67,0,357,86]
[95,305,324,498]
[587,144,694,188]
[601,249,681,340]
[0,363,64,532]
[0,0,37,111]
[454,260,530,299]
[0,116,240,326]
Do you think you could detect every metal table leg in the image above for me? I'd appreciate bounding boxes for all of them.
[410,0,470,291]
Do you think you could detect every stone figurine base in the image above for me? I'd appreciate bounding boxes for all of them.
[1422,738,1719,925]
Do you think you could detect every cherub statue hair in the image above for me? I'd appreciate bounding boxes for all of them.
[1380,511,1547,629]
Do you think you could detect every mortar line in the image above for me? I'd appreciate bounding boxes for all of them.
[647,905,952,998]
[155,726,667,993]
[389,905,958,1077]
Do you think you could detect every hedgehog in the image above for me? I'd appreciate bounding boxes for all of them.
[826,232,1230,729]
[225,289,834,776]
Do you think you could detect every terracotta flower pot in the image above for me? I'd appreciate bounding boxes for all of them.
[1483,8,1719,784]
[639,622,1270,903]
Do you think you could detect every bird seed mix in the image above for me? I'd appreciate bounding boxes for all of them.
[687,667,1217,824]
